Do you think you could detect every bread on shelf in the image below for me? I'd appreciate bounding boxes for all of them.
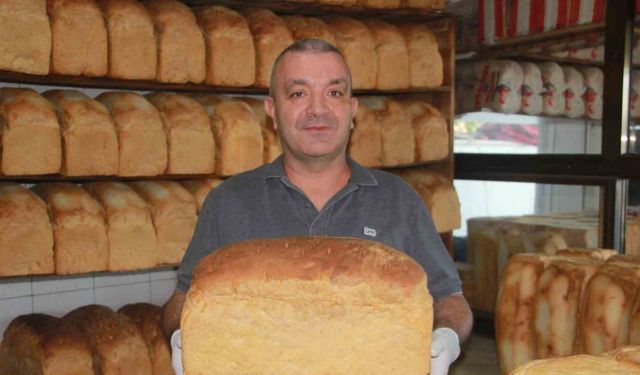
[397,23,443,88]
[364,19,410,89]
[348,102,382,167]
[360,97,414,166]
[43,89,119,176]
[180,178,224,212]
[400,99,449,163]
[240,97,282,163]
[284,15,337,46]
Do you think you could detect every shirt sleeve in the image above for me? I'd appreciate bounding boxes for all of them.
[176,190,220,292]
[408,202,462,300]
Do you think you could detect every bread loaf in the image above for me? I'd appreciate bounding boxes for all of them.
[180,178,224,212]
[357,0,401,8]
[33,182,109,275]
[84,181,157,271]
[98,0,157,79]
[364,20,410,89]
[0,88,62,175]
[0,183,54,276]
[146,0,206,84]
[96,92,168,176]
[65,305,152,375]
[398,23,443,88]
[243,8,294,88]
[510,354,640,374]
[284,15,337,46]
[182,237,433,375]
[0,314,93,375]
[196,6,256,87]
[118,303,173,375]
[602,346,640,366]
[360,98,414,166]
[43,89,119,176]
[323,16,377,89]
[47,0,108,77]
[193,95,264,176]
[348,103,381,167]
[146,92,215,174]
[403,0,444,10]
[401,99,449,162]
[240,97,282,163]
[0,0,51,75]
[129,180,197,265]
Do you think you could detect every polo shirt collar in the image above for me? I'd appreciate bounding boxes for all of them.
[260,155,378,187]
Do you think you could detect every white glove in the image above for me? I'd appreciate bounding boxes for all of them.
[171,329,184,375]
[430,327,461,375]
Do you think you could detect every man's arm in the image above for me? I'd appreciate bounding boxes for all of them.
[163,289,186,339]
[433,292,473,344]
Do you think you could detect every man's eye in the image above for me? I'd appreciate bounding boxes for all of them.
[329,90,343,97]
[289,91,304,98]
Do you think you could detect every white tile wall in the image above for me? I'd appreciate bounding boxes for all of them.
[150,278,177,306]
[33,289,94,317]
[32,274,93,295]
[0,277,31,299]
[0,296,33,335]
[95,282,151,311]
[94,270,150,287]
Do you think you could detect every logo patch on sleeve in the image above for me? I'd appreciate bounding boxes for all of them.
[363,226,377,238]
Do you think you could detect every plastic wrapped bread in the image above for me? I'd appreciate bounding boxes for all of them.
[520,62,544,115]
[489,60,523,114]
[582,67,604,120]
[562,66,586,118]
[0,183,54,277]
[348,102,382,167]
[180,178,224,212]
[539,62,566,116]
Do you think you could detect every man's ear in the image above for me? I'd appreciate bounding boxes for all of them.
[351,96,359,122]
[264,96,277,130]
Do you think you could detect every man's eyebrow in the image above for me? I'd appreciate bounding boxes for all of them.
[284,79,308,90]
[329,78,348,87]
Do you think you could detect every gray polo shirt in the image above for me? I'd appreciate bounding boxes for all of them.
[177,156,462,300]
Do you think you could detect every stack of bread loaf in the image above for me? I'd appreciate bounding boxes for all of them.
[181,236,433,375]
[0,303,171,375]
[0,0,443,90]
[494,250,640,374]
[457,59,603,120]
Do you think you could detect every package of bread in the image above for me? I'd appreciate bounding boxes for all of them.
[284,15,337,46]
[510,354,640,374]
[98,0,157,79]
[32,182,109,274]
[562,66,586,118]
[146,92,215,174]
[118,303,172,375]
[363,20,410,90]
[322,16,377,89]
[129,180,197,265]
[520,62,544,115]
[46,0,108,76]
[0,183,53,277]
[43,89,119,176]
[181,237,433,375]
[539,62,566,116]
[582,67,604,120]
[397,23,443,88]
[496,253,550,375]
[180,178,224,212]
[489,60,524,114]
[0,0,51,75]
[359,97,414,166]
[0,88,62,175]
[533,258,601,359]
[84,181,157,271]
[192,95,264,176]
[348,102,382,167]
[196,6,255,87]
[357,0,401,8]
[395,169,461,233]
[580,262,640,355]
[0,314,93,375]
[65,305,152,375]
[243,8,294,88]
[403,0,444,10]
[400,99,449,162]
[240,97,282,163]
[145,0,205,84]
[96,92,168,176]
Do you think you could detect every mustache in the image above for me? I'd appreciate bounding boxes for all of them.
[298,115,337,128]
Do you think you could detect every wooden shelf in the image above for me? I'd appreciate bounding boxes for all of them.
[0,70,450,96]
[0,264,178,281]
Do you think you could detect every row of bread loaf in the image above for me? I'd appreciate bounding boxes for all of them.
[0,303,173,375]
[0,179,222,277]
[494,250,640,374]
[0,0,443,90]
[349,97,450,168]
[290,0,444,9]
[456,60,606,119]
[509,346,640,374]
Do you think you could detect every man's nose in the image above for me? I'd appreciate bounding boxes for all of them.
[307,93,329,116]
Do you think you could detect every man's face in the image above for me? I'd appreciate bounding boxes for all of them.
[265,51,358,163]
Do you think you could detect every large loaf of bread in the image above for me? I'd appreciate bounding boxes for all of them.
[240,97,282,163]
[401,99,449,162]
[0,88,62,175]
[0,313,94,375]
[33,182,109,275]
[196,6,256,87]
[44,89,119,176]
[84,181,157,271]
[129,180,197,265]
[146,0,206,84]
[364,20,410,90]
[348,103,382,167]
[118,303,173,375]
[0,183,54,277]
[510,353,640,374]
[284,15,337,46]
[360,97,414,166]
[181,237,433,375]
[65,305,153,375]
[398,23,443,88]
[47,0,108,77]
[0,0,51,75]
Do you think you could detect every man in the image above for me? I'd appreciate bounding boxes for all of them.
[165,39,472,375]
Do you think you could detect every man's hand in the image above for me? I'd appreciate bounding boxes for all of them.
[171,329,184,375]
[430,327,461,375]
